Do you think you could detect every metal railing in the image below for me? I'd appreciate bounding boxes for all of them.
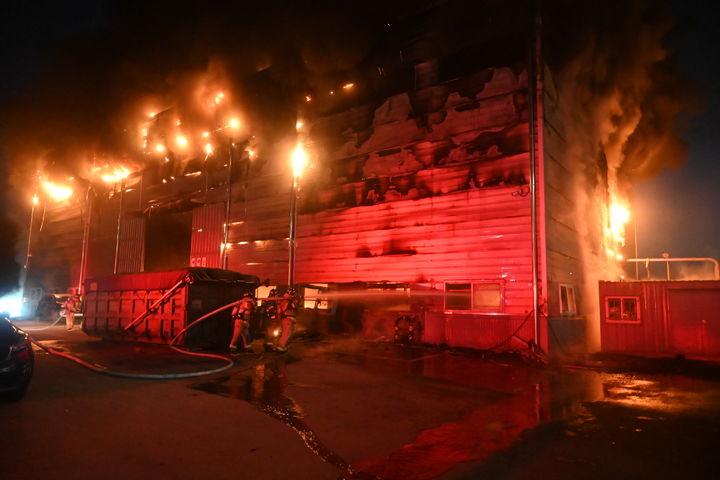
[625,257,720,280]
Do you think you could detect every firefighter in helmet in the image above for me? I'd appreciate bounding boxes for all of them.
[272,287,299,353]
[263,289,279,352]
[64,294,80,331]
[229,292,255,353]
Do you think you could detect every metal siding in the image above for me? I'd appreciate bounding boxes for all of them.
[600,281,720,356]
[117,215,145,273]
[668,287,720,356]
[190,203,224,268]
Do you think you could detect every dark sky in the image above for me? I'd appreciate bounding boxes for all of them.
[0,0,717,261]
[634,0,720,260]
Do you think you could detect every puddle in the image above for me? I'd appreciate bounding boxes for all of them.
[192,357,378,480]
[191,345,720,480]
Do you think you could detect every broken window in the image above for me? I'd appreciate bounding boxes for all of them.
[559,284,577,315]
[605,296,640,323]
[445,281,503,312]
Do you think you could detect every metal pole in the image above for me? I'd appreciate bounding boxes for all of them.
[633,220,639,280]
[288,178,298,287]
[24,200,36,271]
[113,181,125,274]
[288,177,298,287]
[528,4,542,348]
[20,197,37,315]
[223,141,234,270]
[78,187,92,295]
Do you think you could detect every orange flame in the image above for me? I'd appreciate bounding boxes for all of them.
[291,142,307,180]
[42,182,73,201]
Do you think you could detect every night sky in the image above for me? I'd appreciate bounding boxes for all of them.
[635,0,720,260]
[0,0,717,288]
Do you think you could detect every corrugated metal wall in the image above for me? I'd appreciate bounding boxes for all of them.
[116,215,145,273]
[190,203,224,268]
[221,66,536,349]
[600,280,720,357]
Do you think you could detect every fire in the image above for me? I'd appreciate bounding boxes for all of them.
[228,118,240,130]
[204,143,213,155]
[155,143,166,153]
[32,194,39,206]
[176,134,189,148]
[342,82,355,90]
[609,204,631,246]
[291,142,307,179]
[295,119,304,131]
[101,166,131,184]
[42,182,73,201]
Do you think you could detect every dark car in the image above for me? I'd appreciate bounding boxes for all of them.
[0,315,34,401]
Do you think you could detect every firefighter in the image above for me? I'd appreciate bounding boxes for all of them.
[273,287,299,353]
[64,295,79,331]
[263,289,280,352]
[229,292,255,353]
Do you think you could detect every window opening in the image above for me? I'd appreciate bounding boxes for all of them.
[559,284,577,314]
[445,281,503,312]
[605,296,640,323]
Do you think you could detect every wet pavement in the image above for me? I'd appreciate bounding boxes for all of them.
[3,322,720,479]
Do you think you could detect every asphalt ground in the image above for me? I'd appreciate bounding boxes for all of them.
[2,322,720,479]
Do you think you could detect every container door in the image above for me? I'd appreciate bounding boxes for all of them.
[668,288,720,356]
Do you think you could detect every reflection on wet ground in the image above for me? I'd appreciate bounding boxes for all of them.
[190,342,720,480]
[192,357,377,480]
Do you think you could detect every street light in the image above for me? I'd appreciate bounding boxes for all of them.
[288,142,307,287]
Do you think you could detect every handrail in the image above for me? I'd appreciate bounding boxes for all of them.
[625,257,720,280]
[122,275,188,332]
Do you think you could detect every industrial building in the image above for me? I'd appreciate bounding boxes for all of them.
[23,1,714,355]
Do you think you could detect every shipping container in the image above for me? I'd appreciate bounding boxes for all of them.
[82,268,259,348]
[599,280,720,358]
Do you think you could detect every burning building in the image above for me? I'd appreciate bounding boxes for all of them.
[11,0,696,354]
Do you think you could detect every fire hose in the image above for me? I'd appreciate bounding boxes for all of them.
[20,312,67,331]
[15,299,254,380]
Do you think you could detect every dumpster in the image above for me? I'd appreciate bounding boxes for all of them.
[82,268,259,348]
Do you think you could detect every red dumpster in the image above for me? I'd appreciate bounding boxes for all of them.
[82,268,259,348]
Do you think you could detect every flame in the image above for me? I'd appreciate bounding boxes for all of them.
[305,95,312,102]
[228,118,240,130]
[291,142,307,179]
[176,134,188,148]
[295,119,304,131]
[32,194,39,206]
[609,204,631,246]
[42,182,73,201]
[204,143,213,155]
[101,166,131,184]
[342,82,355,90]
[155,143,166,153]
